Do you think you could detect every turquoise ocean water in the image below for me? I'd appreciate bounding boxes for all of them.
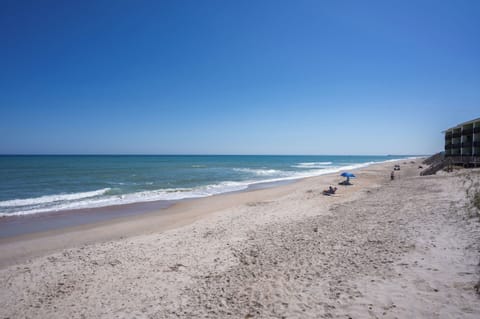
[0,155,415,217]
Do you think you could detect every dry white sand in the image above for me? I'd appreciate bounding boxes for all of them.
[1,161,479,318]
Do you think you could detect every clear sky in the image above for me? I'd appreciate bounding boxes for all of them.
[1,0,479,155]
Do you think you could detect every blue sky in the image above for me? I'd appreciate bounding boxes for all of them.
[1,0,479,155]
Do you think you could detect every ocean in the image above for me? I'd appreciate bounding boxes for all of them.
[0,155,415,217]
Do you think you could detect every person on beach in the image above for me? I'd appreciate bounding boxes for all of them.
[323,186,337,195]
[391,171,395,181]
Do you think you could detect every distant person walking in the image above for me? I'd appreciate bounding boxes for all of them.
[390,171,395,181]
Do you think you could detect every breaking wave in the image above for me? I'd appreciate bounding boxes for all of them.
[0,188,111,208]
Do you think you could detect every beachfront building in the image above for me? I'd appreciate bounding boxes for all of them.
[444,118,480,167]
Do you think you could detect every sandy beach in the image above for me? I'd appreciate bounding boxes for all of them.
[1,160,479,318]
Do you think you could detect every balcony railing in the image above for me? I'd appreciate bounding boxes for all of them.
[445,133,452,139]
[445,156,480,164]
[474,141,480,147]
[462,142,473,148]
[462,129,474,135]
[474,127,480,133]
[452,133,461,138]
[451,143,461,149]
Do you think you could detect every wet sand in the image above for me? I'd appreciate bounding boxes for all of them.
[1,160,479,318]
[0,180,294,239]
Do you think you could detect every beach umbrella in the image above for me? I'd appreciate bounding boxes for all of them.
[340,172,355,183]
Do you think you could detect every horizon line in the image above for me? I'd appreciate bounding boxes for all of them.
[0,153,431,157]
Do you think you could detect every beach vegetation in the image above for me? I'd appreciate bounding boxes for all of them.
[473,191,480,211]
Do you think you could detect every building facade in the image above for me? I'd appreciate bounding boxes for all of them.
[444,118,480,166]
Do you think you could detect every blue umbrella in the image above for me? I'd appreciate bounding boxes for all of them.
[340,172,355,184]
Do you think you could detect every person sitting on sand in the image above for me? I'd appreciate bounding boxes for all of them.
[323,186,337,195]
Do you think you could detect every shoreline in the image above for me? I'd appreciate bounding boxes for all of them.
[0,156,419,219]
[0,179,299,240]
[0,157,417,238]
[0,159,412,268]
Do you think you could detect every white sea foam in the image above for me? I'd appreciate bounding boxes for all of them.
[0,188,111,208]
[233,168,287,176]
[292,162,333,169]
[299,162,332,166]
[0,183,249,217]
